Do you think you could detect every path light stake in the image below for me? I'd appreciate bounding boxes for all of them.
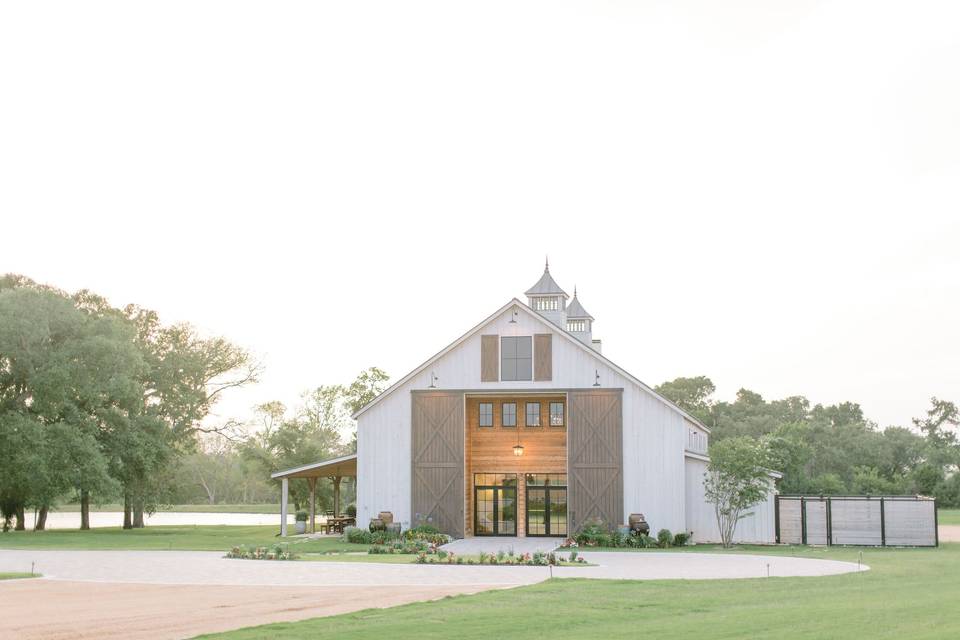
[31,561,35,576]
[767,563,770,578]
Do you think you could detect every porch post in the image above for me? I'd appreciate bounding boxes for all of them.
[333,476,342,517]
[280,477,289,537]
[309,477,317,534]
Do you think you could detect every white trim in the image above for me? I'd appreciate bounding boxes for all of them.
[684,451,711,463]
[271,453,358,479]
[351,298,713,433]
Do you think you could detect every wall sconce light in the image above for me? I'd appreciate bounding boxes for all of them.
[428,371,439,388]
[508,308,519,323]
[593,370,601,387]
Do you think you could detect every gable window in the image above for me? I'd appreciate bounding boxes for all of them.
[525,402,541,427]
[502,402,517,427]
[549,401,565,427]
[479,402,493,427]
[567,320,586,332]
[500,336,532,381]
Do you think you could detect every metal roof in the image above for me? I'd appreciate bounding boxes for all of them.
[270,453,357,479]
[565,290,593,320]
[524,261,569,298]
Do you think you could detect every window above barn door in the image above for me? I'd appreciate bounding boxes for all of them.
[500,336,532,381]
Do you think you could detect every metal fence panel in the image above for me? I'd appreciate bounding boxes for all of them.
[775,495,937,547]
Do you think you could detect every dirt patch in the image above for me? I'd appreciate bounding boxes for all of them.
[939,525,960,543]
[0,579,497,640]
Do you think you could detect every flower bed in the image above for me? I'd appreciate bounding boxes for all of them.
[415,549,588,566]
[561,519,691,549]
[225,544,298,560]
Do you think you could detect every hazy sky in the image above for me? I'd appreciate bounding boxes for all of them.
[2,1,958,432]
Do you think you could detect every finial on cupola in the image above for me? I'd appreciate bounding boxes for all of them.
[545,256,550,272]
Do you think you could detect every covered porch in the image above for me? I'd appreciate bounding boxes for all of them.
[271,453,357,537]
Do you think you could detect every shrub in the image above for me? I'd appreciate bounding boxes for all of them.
[673,532,691,547]
[295,510,309,522]
[345,504,357,518]
[343,526,372,544]
[657,529,673,548]
[574,517,612,547]
[370,530,400,545]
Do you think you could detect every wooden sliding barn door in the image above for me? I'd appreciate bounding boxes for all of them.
[411,392,465,537]
[568,390,623,533]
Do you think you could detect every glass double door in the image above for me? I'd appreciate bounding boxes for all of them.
[474,474,517,536]
[525,474,567,537]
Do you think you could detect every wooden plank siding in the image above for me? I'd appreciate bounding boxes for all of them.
[411,392,465,537]
[568,390,623,532]
[480,335,498,382]
[464,394,567,537]
[534,333,552,381]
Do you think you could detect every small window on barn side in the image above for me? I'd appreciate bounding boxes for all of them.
[549,402,565,427]
[525,402,541,427]
[502,402,517,427]
[479,402,493,427]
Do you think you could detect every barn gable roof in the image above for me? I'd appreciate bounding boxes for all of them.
[351,298,710,433]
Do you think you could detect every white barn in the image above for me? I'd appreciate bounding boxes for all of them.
[349,263,777,543]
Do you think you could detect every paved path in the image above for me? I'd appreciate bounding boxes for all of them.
[939,525,960,542]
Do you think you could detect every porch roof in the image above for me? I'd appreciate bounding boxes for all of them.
[271,453,357,480]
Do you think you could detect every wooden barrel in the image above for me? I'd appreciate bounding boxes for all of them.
[628,513,650,535]
[368,518,385,532]
[378,511,394,525]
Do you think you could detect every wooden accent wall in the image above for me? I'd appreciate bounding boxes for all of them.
[480,335,499,382]
[534,334,552,381]
[464,395,567,536]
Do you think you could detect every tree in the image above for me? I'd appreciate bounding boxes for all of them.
[655,376,716,426]
[704,437,772,548]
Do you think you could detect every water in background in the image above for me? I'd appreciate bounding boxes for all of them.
[34,511,293,529]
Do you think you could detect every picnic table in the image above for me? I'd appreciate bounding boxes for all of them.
[324,516,355,534]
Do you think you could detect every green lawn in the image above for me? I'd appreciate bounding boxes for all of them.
[54,503,281,514]
[0,572,40,580]
[0,525,363,554]
[199,544,960,640]
[939,508,959,525]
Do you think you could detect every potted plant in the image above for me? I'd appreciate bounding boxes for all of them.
[295,510,308,534]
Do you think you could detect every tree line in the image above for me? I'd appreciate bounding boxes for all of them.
[656,376,960,506]
[0,273,389,531]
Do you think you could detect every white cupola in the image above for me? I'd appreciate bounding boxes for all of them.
[525,259,568,328]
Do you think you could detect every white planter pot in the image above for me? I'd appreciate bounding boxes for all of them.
[295,521,306,534]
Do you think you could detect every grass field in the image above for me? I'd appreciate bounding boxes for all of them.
[939,508,959,525]
[0,572,40,580]
[0,525,362,554]
[54,503,281,514]
[201,543,959,640]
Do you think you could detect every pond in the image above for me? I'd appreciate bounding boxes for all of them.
[32,511,292,529]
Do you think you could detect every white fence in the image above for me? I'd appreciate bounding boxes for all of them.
[776,495,938,547]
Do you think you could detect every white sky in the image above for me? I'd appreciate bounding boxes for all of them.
[2,1,958,431]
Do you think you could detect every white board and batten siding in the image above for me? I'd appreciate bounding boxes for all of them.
[684,455,778,544]
[357,303,692,534]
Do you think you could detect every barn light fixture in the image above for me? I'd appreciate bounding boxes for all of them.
[509,308,519,323]
[593,370,601,387]
[513,429,524,456]
[428,371,439,388]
